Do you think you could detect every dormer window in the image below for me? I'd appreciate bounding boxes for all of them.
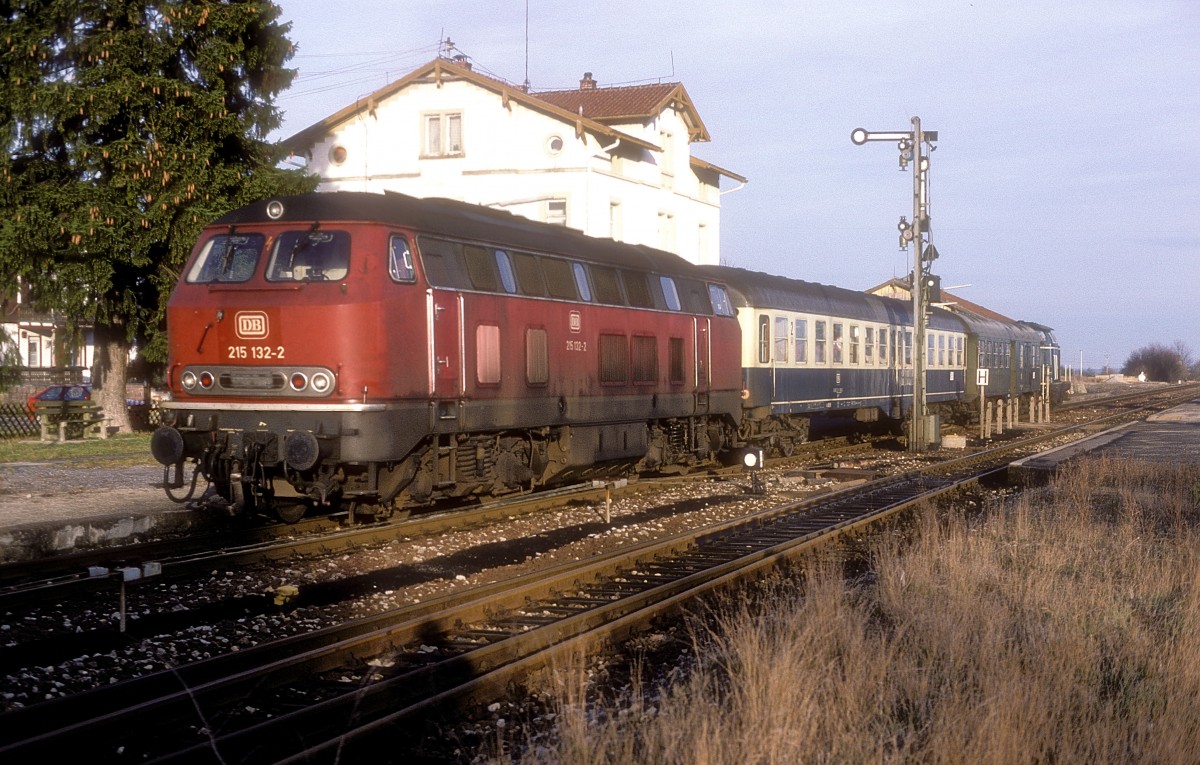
[423,112,463,157]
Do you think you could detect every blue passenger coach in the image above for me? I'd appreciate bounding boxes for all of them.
[702,266,965,451]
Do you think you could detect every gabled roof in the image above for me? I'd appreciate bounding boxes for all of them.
[532,79,710,142]
[280,57,660,156]
[866,276,1014,323]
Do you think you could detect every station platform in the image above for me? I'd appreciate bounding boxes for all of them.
[0,459,213,563]
[1009,398,1200,479]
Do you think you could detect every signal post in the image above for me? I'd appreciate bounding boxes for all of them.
[852,118,939,453]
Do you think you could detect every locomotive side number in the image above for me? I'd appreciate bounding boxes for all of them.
[227,345,286,360]
[566,340,588,352]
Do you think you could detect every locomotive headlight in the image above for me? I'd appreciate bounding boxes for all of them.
[181,371,198,390]
[198,371,214,389]
[290,372,308,391]
[310,371,332,393]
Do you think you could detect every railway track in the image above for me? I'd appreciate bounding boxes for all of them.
[0,437,871,609]
[2,389,1193,763]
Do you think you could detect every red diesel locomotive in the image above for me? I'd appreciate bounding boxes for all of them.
[152,192,744,521]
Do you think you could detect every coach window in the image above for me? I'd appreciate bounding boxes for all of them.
[599,333,628,384]
[794,319,808,364]
[388,235,415,282]
[905,331,913,367]
[513,252,546,296]
[668,337,685,384]
[758,315,771,364]
[928,334,936,367]
[476,324,501,384]
[774,316,789,363]
[493,250,517,293]
[879,328,888,366]
[832,323,844,364]
[849,325,860,364]
[814,321,827,364]
[865,327,874,364]
[957,337,964,367]
[660,277,682,311]
[543,257,579,300]
[938,334,946,366]
[570,262,593,301]
[526,328,548,385]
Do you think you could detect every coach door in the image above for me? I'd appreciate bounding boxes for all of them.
[429,289,463,398]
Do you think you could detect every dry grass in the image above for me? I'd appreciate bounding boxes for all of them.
[492,457,1200,764]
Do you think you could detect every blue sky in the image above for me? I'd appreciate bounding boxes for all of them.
[273,0,1199,374]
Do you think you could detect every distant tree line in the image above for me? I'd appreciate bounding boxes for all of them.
[1122,341,1195,383]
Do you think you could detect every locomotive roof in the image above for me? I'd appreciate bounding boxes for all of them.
[212,191,710,279]
[699,265,962,331]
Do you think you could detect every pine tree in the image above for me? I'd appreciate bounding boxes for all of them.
[0,1,316,430]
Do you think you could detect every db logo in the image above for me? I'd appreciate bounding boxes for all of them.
[235,311,270,339]
[569,310,582,334]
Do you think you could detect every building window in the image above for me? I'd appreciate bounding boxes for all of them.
[546,199,567,226]
[28,338,39,367]
[423,112,463,157]
[526,328,548,385]
[609,201,622,241]
[476,324,501,384]
[659,130,675,188]
[657,212,675,251]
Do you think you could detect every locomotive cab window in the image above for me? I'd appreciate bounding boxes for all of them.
[187,233,265,283]
[266,230,350,282]
[388,235,415,282]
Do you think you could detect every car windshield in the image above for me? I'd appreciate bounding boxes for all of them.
[266,230,350,282]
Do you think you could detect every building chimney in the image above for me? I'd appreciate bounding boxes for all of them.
[452,54,472,70]
[579,72,596,90]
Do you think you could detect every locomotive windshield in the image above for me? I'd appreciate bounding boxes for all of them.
[266,230,350,282]
[186,233,265,283]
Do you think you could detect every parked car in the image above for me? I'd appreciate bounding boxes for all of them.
[26,384,144,410]
[27,384,92,410]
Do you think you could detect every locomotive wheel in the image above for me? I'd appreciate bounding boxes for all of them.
[274,501,308,524]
